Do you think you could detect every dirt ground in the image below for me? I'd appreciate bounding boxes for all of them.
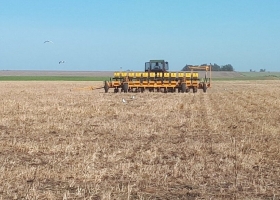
[0,80,280,199]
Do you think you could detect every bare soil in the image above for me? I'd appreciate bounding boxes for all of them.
[0,80,280,199]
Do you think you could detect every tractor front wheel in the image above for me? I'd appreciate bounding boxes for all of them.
[203,83,207,93]
[123,83,128,93]
[181,83,186,93]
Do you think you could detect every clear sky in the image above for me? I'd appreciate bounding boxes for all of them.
[1,0,279,72]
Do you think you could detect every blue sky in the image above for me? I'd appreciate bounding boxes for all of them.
[0,0,279,72]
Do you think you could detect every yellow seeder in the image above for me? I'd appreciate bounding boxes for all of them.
[104,60,211,93]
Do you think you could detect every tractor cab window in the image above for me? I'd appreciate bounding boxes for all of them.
[165,62,169,70]
[145,62,150,71]
[151,62,162,70]
[154,62,159,69]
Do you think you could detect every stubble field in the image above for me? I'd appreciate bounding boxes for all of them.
[0,80,280,199]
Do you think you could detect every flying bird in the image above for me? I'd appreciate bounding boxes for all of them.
[122,98,126,103]
[44,40,53,43]
[59,61,65,64]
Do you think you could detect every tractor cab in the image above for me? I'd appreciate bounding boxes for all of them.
[145,60,169,72]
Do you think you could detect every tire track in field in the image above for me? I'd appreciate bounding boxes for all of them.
[194,90,238,197]
[201,89,237,144]
[184,91,226,148]
[198,92,221,135]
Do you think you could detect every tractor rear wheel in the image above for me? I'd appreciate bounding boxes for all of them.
[123,83,128,93]
[181,83,186,93]
[104,81,109,93]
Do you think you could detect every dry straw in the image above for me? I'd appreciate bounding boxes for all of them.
[0,80,280,199]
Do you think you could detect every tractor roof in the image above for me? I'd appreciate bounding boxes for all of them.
[149,60,166,63]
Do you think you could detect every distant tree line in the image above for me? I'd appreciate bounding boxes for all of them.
[181,63,234,71]
[250,69,266,72]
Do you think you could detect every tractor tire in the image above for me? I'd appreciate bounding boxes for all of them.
[203,83,207,93]
[104,81,109,93]
[181,83,186,93]
[193,87,197,93]
[123,83,128,93]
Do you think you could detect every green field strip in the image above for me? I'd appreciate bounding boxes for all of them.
[212,76,280,81]
[0,76,111,81]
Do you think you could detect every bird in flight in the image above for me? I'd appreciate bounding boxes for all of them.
[44,40,53,43]
[122,98,126,103]
[59,61,65,64]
